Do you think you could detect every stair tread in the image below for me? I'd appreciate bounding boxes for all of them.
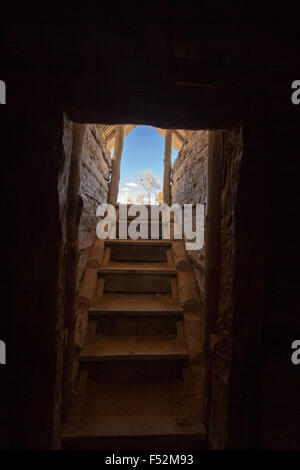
[80,334,188,361]
[105,239,172,246]
[62,426,206,439]
[62,376,206,439]
[99,265,177,274]
[90,293,183,314]
[108,261,168,269]
[67,226,205,450]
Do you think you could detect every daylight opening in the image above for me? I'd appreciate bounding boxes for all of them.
[105,125,180,205]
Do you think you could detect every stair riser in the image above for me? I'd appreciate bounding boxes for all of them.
[62,434,207,450]
[83,360,186,381]
[109,244,168,262]
[103,273,174,293]
[92,315,180,337]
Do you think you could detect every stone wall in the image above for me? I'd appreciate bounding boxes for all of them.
[58,120,111,420]
[172,130,208,296]
[57,112,74,434]
[172,130,208,205]
[78,125,111,287]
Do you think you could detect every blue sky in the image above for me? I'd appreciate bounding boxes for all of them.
[116,125,178,203]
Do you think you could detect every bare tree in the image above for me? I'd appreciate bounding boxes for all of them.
[136,170,161,205]
[135,192,145,205]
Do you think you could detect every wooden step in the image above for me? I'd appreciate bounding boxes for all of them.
[105,239,170,262]
[89,293,183,336]
[98,265,177,293]
[62,375,206,450]
[108,261,169,269]
[62,432,207,450]
[90,293,183,316]
[79,334,189,362]
[65,222,206,450]
[84,358,188,381]
[105,239,172,246]
[89,314,180,337]
[98,265,177,275]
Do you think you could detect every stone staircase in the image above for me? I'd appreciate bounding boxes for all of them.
[62,205,206,450]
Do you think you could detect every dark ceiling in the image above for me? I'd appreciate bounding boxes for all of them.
[2,3,300,128]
